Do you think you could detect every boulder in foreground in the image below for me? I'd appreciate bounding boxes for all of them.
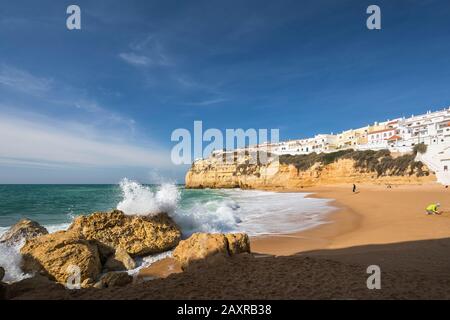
[104,247,136,271]
[68,210,181,257]
[225,233,251,255]
[173,232,251,269]
[0,219,48,245]
[20,231,102,285]
[94,272,132,289]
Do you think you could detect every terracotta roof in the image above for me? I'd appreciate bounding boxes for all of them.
[386,135,401,141]
[368,128,396,135]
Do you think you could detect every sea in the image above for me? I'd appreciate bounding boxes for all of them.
[0,179,334,282]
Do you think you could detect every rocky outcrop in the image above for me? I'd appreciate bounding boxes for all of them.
[20,231,102,285]
[173,232,251,269]
[68,210,181,257]
[0,219,48,245]
[94,272,132,289]
[225,233,251,255]
[186,152,435,189]
[104,247,136,272]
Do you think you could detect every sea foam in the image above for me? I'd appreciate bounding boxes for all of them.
[117,178,180,215]
[0,239,31,283]
[114,179,334,237]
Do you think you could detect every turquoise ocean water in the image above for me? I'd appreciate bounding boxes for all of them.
[0,181,334,235]
[0,183,233,229]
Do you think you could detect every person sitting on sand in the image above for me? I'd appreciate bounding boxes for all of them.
[425,203,441,215]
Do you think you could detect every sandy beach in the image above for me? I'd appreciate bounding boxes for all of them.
[7,182,450,300]
[253,183,450,257]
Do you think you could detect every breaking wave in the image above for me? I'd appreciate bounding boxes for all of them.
[116,178,180,215]
[114,179,334,237]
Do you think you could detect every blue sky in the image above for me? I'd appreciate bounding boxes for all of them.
[1,0,450,183]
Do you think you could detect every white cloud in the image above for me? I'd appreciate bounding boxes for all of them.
[0,114,173,170]
[0,64,137,134]
[186,98,228,106]
[119,52,152,66]
[119,35,172,68]
[0,65,52,95]
[72,99,137,132]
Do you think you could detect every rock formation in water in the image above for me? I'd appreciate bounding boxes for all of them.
[9,209,182,287]
[20,230,102,286]
[67,210,182,257]
[185,149,435,189]
[0,219,48,246]
[104,247,136,271]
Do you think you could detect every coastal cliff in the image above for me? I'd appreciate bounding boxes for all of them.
[185,149,436,189]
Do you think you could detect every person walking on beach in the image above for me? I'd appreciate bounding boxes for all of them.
[352,184,357,193]
[425,203,441,215]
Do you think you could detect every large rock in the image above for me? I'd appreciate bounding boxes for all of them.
[0,219,48,245]
[0,266,4,281]
[226,233,251,255]
[20,231,102,285]
[173,232,251,269]
[68,210,181,257]
[104,247,136,271]
[94,272,132,289]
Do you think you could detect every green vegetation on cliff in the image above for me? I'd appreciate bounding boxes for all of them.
[280,148,428,177]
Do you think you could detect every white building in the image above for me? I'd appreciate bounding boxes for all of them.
[365,128,397,150]
[208,107,450,183]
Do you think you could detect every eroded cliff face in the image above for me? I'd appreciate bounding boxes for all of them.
[185,156,435,190]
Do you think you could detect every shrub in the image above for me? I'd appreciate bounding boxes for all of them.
[413,143,427,155]
[279,149,426,177]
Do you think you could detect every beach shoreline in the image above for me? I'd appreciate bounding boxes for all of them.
[6,182,450,299]
[250,190,360,256]
[251,183,450,275]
